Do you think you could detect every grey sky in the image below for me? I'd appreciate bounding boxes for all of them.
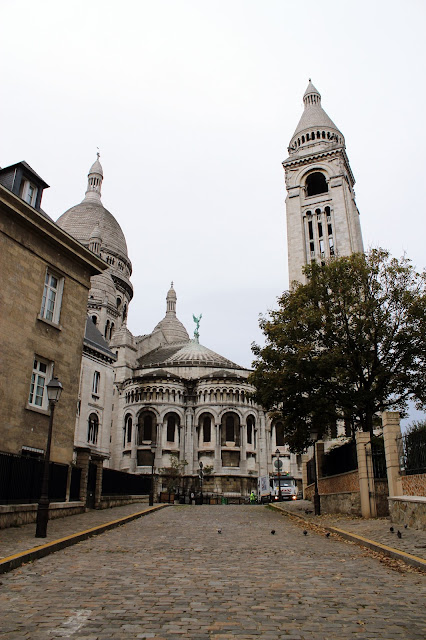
[1,1,425,423]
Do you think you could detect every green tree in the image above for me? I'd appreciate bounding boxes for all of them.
[250,249,426,452]
[159,453,188,492]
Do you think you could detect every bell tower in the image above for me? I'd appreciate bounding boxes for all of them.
[283,81,364,285]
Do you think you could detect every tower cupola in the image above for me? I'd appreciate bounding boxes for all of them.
[84,153,103,202]
[288,80,345,156]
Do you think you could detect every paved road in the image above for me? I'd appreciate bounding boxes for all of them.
[0,506,425,640]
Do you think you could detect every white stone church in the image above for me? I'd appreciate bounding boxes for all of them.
[56,80,363,498]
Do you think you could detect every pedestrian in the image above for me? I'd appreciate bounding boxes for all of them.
[250,490,256,504]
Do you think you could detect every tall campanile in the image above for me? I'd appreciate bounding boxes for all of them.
[283,81,364,285]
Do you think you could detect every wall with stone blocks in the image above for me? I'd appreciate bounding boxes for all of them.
[401,474,426,497]
[99,495,149,509]
[388,497,426,531]
[0,502,85,530]
[318,470,359,494]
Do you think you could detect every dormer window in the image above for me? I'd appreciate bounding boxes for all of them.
[20,180,38,206]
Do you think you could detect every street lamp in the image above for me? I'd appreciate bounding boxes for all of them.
[199,461,204,505]
[149,444,156,506]
[35,376,63,538]
[310,427,321,516]
[275,448,282,501]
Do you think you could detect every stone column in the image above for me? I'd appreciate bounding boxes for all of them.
[382,411,403,497]
[257,412,268,478]
[184,408,194,474]
[214,424,221,472]
[75,447,91,505]
[356,431,376,518]
[301,453,309,498]
[93,456,103,509]
[315,441,325,480]
[240,423,247,474]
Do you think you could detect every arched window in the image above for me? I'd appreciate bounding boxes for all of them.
[275,422,285,447]
[124,414,132,446]
[87,413,99,444]
[104,319,110,338]
[137,413,156,444]
[91,315,97,325]
[306,172,328,197]
[92,371,100,395]
[247,416,255,444]
[203,416,211,442]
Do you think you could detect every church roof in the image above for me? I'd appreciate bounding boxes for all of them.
[84,317,116,359]
[137,340,240,369]
[57,200,128,259]
[56,156,129,263]
[291,80,342,141]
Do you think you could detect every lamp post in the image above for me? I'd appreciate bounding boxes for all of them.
[275,448,282,501]
[35,376,63,538]
[149,444,156,506]
[199,461,204,505]
[310,428,321,516]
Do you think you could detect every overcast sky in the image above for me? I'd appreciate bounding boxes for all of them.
[1,1,425,423]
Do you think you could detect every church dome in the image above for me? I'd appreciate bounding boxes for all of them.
[89,270,117,306]
[56,155,130,265]
[153,283,190,344]
[137,340,239,370]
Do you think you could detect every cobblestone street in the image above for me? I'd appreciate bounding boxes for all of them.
[0,505,425,640]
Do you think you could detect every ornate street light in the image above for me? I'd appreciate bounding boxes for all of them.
[149,444,156,506]
[275,448,282,501]
[35,376,63,538]
[310,427,321,516]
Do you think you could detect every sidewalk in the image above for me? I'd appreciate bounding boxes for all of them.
[272,499,426,571]
[0,502,167,574]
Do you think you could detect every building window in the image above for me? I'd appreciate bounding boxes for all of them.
[247,416,255,444]
[226,415,235,441]
[20,180,38,206]
[123,414,132,447]
[40,270,63,324]
[275,422,285,447]
[92,371,100,395]
[138,413,156,444]
[306,172,328,197]
[167,414,176,442]
[28,357,53,409]
[88,413,99,444]
[203,416,211,442]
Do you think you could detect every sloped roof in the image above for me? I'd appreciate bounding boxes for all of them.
[137,340,240,369]
[84,317,116,359]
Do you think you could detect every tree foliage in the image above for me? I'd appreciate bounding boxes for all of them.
[159,453,188,492]
[250,249,426,453]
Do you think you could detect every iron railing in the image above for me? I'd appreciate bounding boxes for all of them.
[101,467,151,496]
[397,430,426,475]
[0,451,69,504]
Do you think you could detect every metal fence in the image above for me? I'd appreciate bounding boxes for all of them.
[0,451,69,504]
[321,440,358,477]
[101,467,151,496]
[307,457,316,486]
[371,437,387,479]
[397,429,426,475]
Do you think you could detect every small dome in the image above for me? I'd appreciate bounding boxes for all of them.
[154,316,189,344]
[89,157,103,177]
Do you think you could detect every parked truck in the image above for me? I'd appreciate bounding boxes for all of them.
[257,474,298,503]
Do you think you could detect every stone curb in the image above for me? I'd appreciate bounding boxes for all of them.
[269,504,426,572]
[0,504,169,575]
